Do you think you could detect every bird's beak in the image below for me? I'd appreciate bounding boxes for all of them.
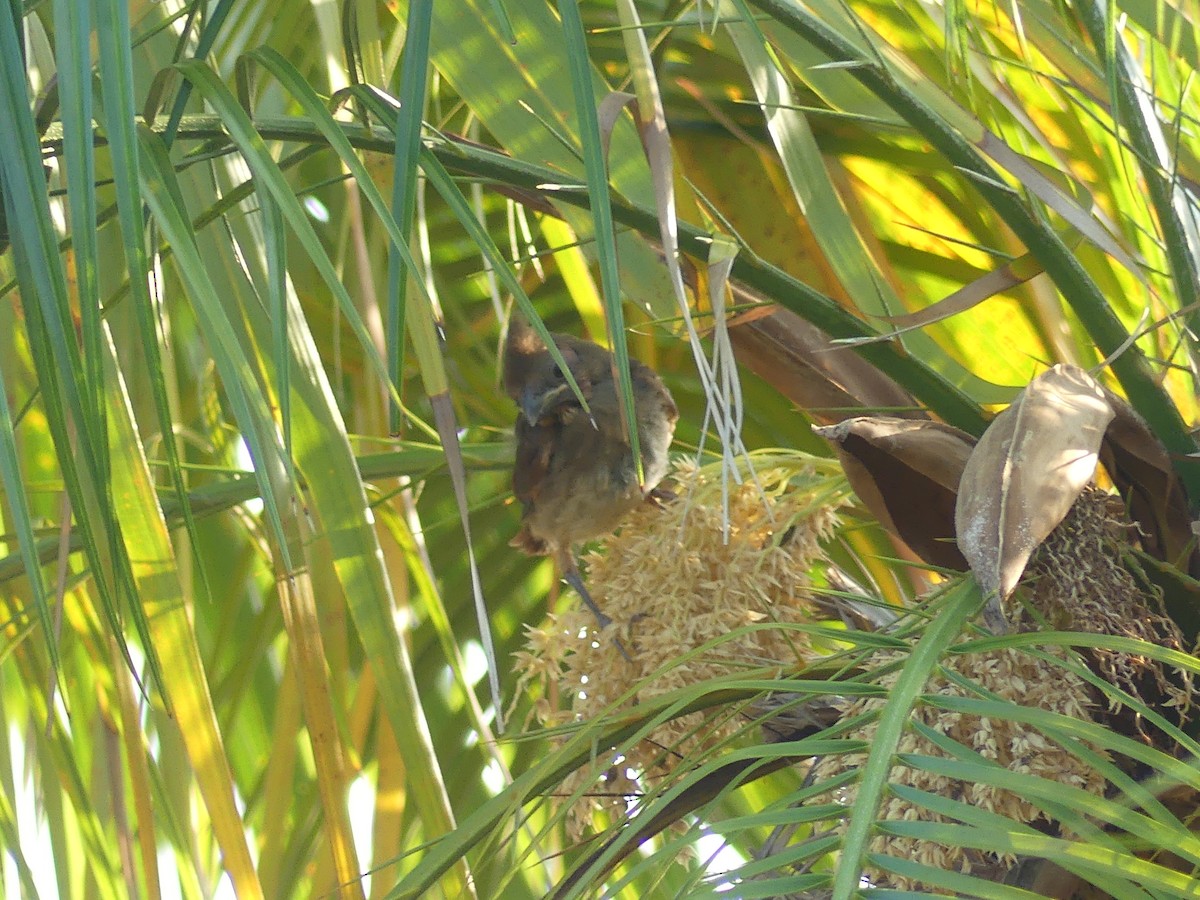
[519,387,542,425]
[520,384,572,425]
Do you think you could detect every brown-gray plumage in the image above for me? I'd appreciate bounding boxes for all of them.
[504,317,677,633]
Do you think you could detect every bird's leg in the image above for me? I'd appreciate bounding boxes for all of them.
[559,551,632,662]
[562,564,612,630]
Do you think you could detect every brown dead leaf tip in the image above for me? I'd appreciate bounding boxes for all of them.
[510,453,848,838]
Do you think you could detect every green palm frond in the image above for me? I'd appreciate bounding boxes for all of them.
[0,0,1197,896]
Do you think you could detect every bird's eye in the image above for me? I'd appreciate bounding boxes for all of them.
[552,364,564,379]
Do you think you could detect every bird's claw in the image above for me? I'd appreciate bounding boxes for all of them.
[563,566,633,663]
[580,601,633,663]
[646,485,676,507]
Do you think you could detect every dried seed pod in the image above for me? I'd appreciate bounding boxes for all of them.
[814,416,976,570]
[955,365,1114,632]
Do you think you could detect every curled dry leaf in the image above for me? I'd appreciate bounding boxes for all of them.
[1098,387,1195,574]
[814,416,976,569]
[728,306,921,424]
[955,365,1114,632]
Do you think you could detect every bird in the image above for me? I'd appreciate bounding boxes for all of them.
[504,316,678,638]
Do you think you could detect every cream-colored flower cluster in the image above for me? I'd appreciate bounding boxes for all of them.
[511,454,847,835]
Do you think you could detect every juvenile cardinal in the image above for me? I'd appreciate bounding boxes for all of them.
[504,316,677,633]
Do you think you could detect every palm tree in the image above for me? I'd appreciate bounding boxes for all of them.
[1,0,1197,896]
